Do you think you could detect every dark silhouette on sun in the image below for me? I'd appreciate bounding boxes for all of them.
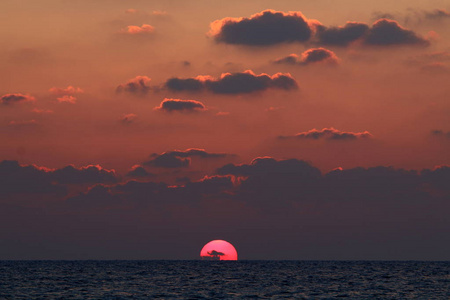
[200,240,238,260]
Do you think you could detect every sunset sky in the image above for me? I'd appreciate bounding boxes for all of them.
[1,0,449,260]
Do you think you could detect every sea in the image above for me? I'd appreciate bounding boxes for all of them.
[0,261,449,299]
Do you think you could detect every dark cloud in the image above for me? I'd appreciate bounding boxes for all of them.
[209,9,314,46]
[116,76,152,95]
[364,19,429,46]
[1,93,35,105]
[144,149,229,169]
[164,71,298,94]
[274,48,339,65]
[154,98,206,112]
[424,9,450,20]
[316,22,369,46]
[432,129,450,138]
[279,128,373,140]
[164,77,205,92]
[126,165,155,178]
[8,120,38,127]
[119,113,137,124]
[207,250,225,256]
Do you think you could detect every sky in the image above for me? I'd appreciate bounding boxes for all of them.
[0,0,449,260]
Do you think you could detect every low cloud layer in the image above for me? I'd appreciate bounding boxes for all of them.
[154,99,206,112]
[279,128,373,140]
[164,71,298,94]
[0,161,118,197]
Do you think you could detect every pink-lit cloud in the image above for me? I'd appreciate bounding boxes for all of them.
[1,93,35,105]
[279,128,373,140]
[154,99,207,112]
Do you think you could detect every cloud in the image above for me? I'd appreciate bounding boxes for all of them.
[49,86,83,104]
[274,48,339,65]
[154,98,206,112]
[316,22,369,46]
[120,24,154,35]
[9,120,38,127]
[364,19,429,46]
[120,113,138,124]
[0,161,118,198]
[116,76,152,95]
[144,149,229,168]
[49,86,84,95]
[209,10,428,48]
[424,9,450,20]
[51,165,118,185]
[164,71,298,94]
[165,77,205,92]
[432,129,450,138]
[1,93,35,105]
[0,160,66,196]
[152,10,168,16]
[217,157,321,178]
[32,108,53,114]
[126,165,155,178]
[279,128,373,140]
[207,250,225,256]
[57,95,77,104]
[209,9,315,45]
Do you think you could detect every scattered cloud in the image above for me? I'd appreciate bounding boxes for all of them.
[209,10,428,48]
[424,9,450,21]
[316,22,369,46]
[57,95,77,104]
[116,76,152,95]
[152,10,168,16]
[49,86,83,104]
[1,93,35,105]
[154,99,207,112]
[279,128,373,140]
[432,129,450,138]
[274,48,339,65]
[120,24,155,35]
[209,9,315,45]
[32,108,53,114]
[164,70,298,94]
[49,86,84,95]
[120,113,138,124]
[8,120,38,127]
[364,19,430,46]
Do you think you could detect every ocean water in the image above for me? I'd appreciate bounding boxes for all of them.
[0,261,449,299]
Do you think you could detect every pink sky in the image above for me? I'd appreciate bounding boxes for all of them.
[0,0,449,260]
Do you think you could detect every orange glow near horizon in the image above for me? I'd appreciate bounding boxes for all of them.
[200,240,238,261]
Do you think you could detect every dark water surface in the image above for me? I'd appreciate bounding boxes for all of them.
[0,261,449,299]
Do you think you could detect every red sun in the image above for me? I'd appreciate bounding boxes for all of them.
[200,240,238,261]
